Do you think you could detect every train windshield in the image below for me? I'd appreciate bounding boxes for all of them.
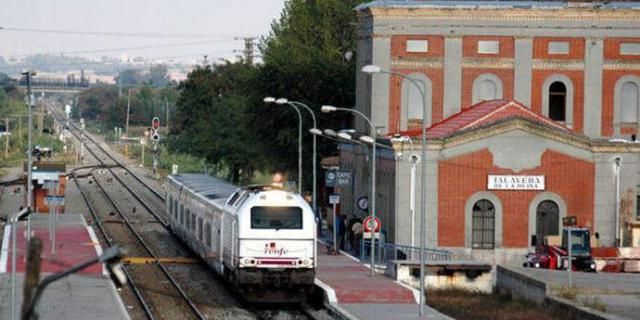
[251,206,303,230]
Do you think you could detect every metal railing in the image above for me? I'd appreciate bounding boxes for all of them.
[358,236,452,267]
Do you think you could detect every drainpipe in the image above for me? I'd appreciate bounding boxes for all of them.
[614,157,621,247]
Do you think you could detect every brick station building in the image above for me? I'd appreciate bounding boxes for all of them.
[341,1,640,263]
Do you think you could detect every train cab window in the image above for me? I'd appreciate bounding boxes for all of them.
[227,192,240,206]
[251,206,303,229]
[205,223,212,247]
[197,218,203,240]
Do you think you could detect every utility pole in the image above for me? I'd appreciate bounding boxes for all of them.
[4,118,9,158]
[23,70,35,211]
[126,89,132,135]
[20,237,42,320]
[165,97,169,134]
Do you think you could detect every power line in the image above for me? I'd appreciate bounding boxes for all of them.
[4,40,239,58]
[0,27,254,40]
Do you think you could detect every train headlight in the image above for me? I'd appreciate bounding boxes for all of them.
[590,262,596,270]
[242,258,257,267]
[534,262,540,268]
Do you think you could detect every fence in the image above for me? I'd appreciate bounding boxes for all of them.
[358,236,452,267]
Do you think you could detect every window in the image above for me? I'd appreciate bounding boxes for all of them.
[548,81,567,121]
[401,73,432,130]
[406,40,428,53]
[535,200,559,246]
[637,186,640,220]
[478,40,499,54]
[621,43,640,55]
[180,204,184,225]
[548,42,570,54]
[472,200,495,249]
[191,213,196,231]
[186,209,190,229]
[251,206,303,229]
[197,218,204,241]
[621,82,639,123]
[205,223,212,248]
[472,74,503,104]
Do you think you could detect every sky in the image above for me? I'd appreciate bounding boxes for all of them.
[0,0,286,63]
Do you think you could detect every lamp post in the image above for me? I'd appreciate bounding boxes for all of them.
[321,105,378,277]
[390,135,418,252]
[275,98,318,215]
[362,64,428,315]
[264,97,303,194]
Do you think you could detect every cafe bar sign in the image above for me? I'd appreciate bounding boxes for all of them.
[487,175,545,191]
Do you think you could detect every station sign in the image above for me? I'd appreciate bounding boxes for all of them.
[44,196,65,206]
[325,169,351,187]
[329,194,340,204]
[487,175,545,191]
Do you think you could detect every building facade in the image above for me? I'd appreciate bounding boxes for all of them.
[346,1,640,264]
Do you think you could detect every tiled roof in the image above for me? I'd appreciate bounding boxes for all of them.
[400,100,571,139]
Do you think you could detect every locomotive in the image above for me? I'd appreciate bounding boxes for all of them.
[165,174,317,302]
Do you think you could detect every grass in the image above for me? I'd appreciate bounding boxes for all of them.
[556,286,578,301]
[426,288,572,320]
[581,296,607,312]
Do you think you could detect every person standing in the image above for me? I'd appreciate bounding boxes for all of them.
[337,214,347,251]
[351,219,363,256]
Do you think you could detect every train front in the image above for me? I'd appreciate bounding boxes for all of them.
[236,188,316,302]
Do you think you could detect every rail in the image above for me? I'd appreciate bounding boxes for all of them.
[359,237,452,266]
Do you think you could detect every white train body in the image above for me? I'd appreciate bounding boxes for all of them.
[165,174,316,302]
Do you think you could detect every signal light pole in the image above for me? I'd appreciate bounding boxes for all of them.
[151,117,160,178]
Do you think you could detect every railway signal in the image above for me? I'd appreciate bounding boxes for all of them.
[152,117,160,131]
[150,117,160,178]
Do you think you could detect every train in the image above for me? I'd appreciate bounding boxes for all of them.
[165,173,317,302]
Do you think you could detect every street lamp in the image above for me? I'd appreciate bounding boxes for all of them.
[323,129,337,137]
[362,64,428,315]
[264,97,303,194]
[322,104,378,277]
[275,98,318,216]
[390,135,419,252]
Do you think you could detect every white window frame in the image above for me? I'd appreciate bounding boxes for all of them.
[406,40,428,53]
[477,40,499,54]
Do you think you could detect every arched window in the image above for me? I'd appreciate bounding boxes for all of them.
[472,199,495,249]
[535,200,559,246]
[400,73,432,130]
[472,74,503,104]
[548,82,567,122]
[621,81,639,123]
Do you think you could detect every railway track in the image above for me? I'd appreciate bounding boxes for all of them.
[52,108,328,319]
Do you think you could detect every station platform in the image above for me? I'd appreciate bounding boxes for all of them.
[0,213,129,320]
[314,240,452,320]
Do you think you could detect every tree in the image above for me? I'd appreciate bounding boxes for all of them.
[247,0,364,186]
[77,86,119,121]
[171,62,260,183]
[115,69,144,86]
[147,64,170,88]
[0,87,6,105]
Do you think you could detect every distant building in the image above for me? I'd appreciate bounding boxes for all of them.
[344,1,640,264]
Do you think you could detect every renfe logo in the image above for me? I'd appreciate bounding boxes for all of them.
[264,242,288,256]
